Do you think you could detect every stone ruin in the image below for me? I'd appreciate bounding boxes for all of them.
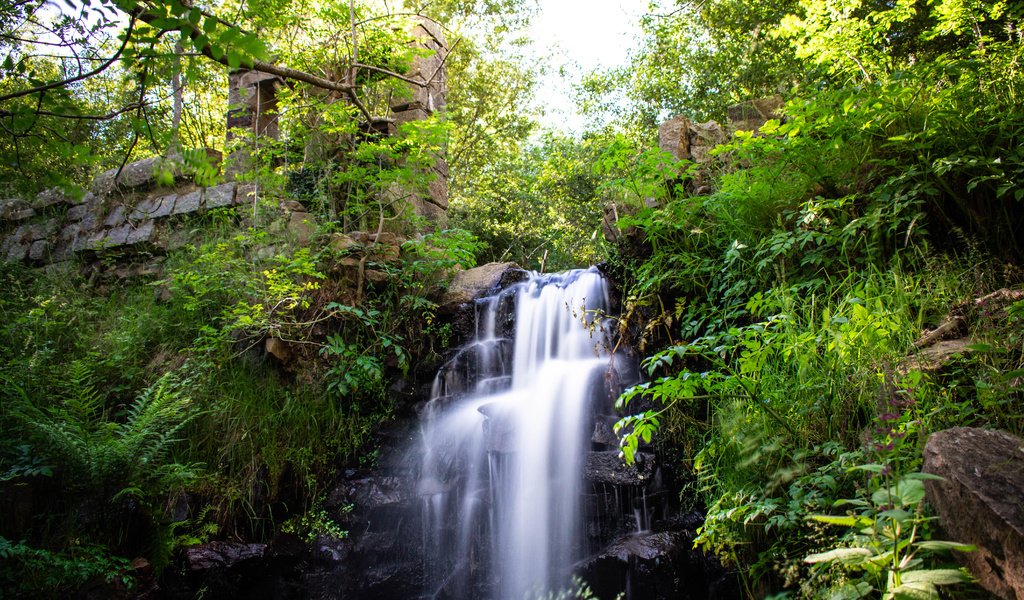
[602,96,784,244]
[0,156,252,268]
[1,17,449,269]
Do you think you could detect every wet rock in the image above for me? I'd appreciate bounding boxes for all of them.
[923,427,1024,599]
[592,415,622,448]
[577,524,738,600]
[186,541,267,571]
[440,261,526,307]
[585,450,656,486]
[348,476,406,511]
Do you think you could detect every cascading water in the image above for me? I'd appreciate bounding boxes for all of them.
[416,267,626,599]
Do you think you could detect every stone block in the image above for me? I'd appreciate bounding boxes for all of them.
[433,156,449,178]
[203,183,236,209]
[60,222,82,242]
[329,233,361,253]
[105,223,132,246]
[50,244,72,262]
[128,195,176,220]
[28,239,47,261]
[393,108,429,125]
[126,220,155,245]
[235,183,257,206]
[67,202,91,221]
[104,205,126,227]
[147,194,176,219]
[6,242,28,261]
[1,233,17,256]
[0,198,34,221]
[279,199,305,213]
[33,187,70,209]
[727,96,783,132]
[173,191,202,214]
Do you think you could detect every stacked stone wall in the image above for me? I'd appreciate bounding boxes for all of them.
[1,156,253,266]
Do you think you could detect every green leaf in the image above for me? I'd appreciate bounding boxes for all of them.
[829,581,873,600]
[888,582,937,600]
[805,547,873,564]
[147,17,179,30]
[899,569,970,585]
[810,514,871,527]
[203,16,218,34]
[914,540,976,553]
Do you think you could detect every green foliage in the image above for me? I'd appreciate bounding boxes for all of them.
[602,5,1023,595]
[452,133,610,269]
[0,536,133,595]
[9,363,198,508]
[281,503,351,543]
[804,466,974,599]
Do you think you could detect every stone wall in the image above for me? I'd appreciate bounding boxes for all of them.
[0,155,252,266]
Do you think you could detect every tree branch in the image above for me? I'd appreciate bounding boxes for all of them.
[0,15,136,105]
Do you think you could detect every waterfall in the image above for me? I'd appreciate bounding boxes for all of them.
[416,267,624,599]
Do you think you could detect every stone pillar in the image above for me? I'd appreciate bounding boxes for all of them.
[226,69,282,176]
[388,17,449,227]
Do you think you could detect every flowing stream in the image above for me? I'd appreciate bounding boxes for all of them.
[416,267,625,599]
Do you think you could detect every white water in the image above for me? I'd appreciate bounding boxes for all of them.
[417,268,618,599]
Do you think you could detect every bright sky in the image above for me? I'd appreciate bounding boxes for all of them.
[527,0,643,132]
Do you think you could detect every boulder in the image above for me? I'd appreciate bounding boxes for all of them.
[923,427,1024,599]
[287,211,316,245]
[186,542,267,571]
[658,115,692,161]
[440,262,525,307]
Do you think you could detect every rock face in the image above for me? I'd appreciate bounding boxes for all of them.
[923,427,1024,599]
[439,261,526,307]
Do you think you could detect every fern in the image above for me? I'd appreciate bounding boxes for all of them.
[13,364,200,503]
